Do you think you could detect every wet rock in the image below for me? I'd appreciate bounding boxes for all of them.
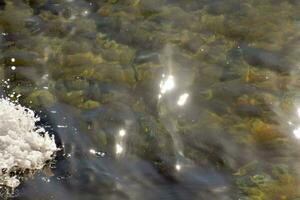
[0,1,33,33]
[61,40,92,54]
[84,81,133,105]
[27,0,47,8]
[249,119,283,144]
[25,16,43,33]
[196,12,225,34]
[71,18,97,35]
[134,62,162,82]
[101,45,136,65]
[235,104,263,118]
[106,0,118,4]
[97,5,111,17]
[0,0,5,10]
[64,52,103,67]
[59,90,85,107]
[62,78,90,91]
[3,49,40,66]
[11,81,35,96]
[241,45,290,73]
[134,51,160,64]
[206,0,241,15]
[138,0,166,15]
[80,100,101,110]
[24,89,56,108]
[204,80,260,104]
[151,6,194,28]
[38,11,70,37]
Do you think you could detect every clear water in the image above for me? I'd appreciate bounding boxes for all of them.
[1,0,300,199]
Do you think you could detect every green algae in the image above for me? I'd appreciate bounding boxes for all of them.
[24,90,56,108]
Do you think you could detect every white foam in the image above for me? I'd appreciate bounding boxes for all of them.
[0,98,57,188]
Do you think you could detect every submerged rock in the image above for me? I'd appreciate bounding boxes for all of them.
[241,45,291,73]
[24,89,56,108]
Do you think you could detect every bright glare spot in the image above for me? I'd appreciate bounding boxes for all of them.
[297,108,300,118]
[89,149,105,157]
[89,149,96,154]
[175,164,181,171]
[158,94,162,99]
[178,151,184,156]
[288,121,293,125]
[293,127,300,139]
[116,144,123,154]
[70,15,76,20]
[11,58,15,62]
[83,10,89,16]
[177,93,189,106]
[11,66,16,71]
[41,177,51,183]
[119,129,126,137]
[160,75,175,94]
[42,74,49,80]
[57,125,68,128]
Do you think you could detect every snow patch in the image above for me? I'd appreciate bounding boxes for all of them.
[0,98,57,188]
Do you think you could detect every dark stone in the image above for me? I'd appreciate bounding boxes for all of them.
[241,44,290,73]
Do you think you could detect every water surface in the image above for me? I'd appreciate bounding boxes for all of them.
[1,0,300,199]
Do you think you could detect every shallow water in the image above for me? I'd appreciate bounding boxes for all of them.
[1,0,300,199]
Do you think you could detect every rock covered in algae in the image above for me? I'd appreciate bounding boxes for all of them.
[235,163,300,200]
[24,89,56,108]
[0,98,57,189]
